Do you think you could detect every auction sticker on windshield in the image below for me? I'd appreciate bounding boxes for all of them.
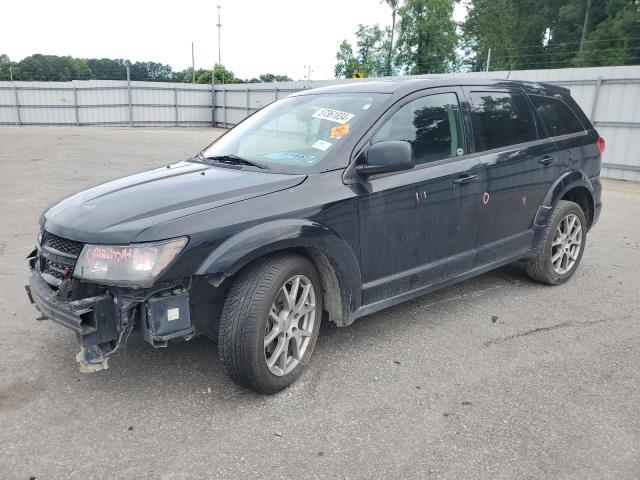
[312,108,355,124]
[330,124,350,139]
[312,140,332,151]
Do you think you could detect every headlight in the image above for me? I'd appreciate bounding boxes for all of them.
[73,237,188,287]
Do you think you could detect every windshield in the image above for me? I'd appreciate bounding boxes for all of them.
[201,93,385,172]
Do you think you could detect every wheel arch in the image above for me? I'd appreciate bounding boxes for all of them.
[561,186,594,228]
[195,219,361,327]
[535,171,596,230]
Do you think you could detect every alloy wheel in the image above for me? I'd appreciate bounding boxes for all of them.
[264,275,316,376]
[551,213,583,275]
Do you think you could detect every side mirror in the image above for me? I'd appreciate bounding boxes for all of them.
[356,141,414,178]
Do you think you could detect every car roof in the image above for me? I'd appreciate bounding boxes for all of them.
[292,77,569,97]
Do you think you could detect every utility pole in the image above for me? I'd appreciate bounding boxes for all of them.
[216,5,223,85]
[191,42,195,83]
[580,0,592,53]
[486,48,491,72]
[304,65,312,81]
[9,65,13,82]
[216,5,222,65]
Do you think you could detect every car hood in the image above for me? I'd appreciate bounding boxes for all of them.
[43,161,306,244]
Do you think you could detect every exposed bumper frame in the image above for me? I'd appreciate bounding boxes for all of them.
[26,268,113,336]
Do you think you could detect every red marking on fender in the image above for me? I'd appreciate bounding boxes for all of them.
[482,192,490,205]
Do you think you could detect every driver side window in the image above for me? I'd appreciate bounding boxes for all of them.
[372,92,465,166]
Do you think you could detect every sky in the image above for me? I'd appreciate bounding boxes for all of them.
[1,0,466,81]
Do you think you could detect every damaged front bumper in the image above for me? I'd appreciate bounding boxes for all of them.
[26,250,194,373]
[26,267,115,337]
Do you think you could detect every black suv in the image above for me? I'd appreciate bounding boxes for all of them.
[26,79,603,393]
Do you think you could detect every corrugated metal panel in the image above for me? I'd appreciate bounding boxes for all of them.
[78,105,128,125]
[0,78,215,127]
[0,106,18,123]
[1,66,639,180]
[78,85,128,107]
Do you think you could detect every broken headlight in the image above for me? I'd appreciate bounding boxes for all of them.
[73,237,188,287]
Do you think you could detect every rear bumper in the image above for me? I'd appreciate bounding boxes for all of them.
[591,177,603,227]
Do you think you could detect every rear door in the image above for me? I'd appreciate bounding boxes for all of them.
[356,88,483,305]
[463,88,559,264]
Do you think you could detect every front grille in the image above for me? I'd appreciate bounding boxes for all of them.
[43,259,69,279]
[42,231,84,257]
[39,231,85,285]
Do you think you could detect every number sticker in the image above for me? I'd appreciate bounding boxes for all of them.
[312,108,355,124]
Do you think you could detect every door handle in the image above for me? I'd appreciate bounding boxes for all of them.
[539,156,555,166]
[453,174,479,186]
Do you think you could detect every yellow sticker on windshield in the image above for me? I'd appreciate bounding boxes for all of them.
[330,124,350,139]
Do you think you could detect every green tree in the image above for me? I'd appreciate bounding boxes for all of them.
[356,24,390,76]
[534,0,610,69]
[572,0,640,66]
[86,58,129,79]
[215,63,236,83]
[0,54,13,80]
[462,0,639,70]
[396,0,459,74]
[127,61,173,81]
[189,64,236,84]
[334,40,360,77]
[13,54,89,81]
[258,73,293,82]
[172,67,195,83]
[191,69,213,84]
[334,25,390,78]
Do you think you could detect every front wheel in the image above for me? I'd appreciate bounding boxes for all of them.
[218,254,323,394]
[526,200,588,285]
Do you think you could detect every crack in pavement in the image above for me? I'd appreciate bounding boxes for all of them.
[417,280,524,312]
[484,316,632,347]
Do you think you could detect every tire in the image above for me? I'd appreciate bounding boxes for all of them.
[218,253,323,394]
[526,200,587,285]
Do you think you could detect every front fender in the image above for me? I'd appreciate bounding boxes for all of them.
[195,219,362,315]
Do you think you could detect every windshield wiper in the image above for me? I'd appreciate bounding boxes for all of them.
[198,153,268,169]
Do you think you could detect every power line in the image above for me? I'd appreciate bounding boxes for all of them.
[406,53,640,71]
[477,36,640,52]
[515,55,640,67]
[488,47,640,61]
[484,56,640,69]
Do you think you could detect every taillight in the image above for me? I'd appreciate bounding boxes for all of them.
[597,137,605,154]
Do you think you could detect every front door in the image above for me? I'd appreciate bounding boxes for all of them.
[356,90,483,305]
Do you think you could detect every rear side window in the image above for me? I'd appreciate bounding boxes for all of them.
[372,92,465,165]
[530,95,585,137]
[468,91,538,152]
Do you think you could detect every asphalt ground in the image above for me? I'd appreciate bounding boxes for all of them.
[0,126,638,480]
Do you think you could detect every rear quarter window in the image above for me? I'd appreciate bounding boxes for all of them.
[468,91,538,152]
[529,95,585,137]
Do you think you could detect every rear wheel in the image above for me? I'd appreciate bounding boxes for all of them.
[526,200,587,285]
[218,254,323,394]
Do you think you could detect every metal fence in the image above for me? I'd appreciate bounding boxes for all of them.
[0,69,213,127]
[1,65,639,181]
